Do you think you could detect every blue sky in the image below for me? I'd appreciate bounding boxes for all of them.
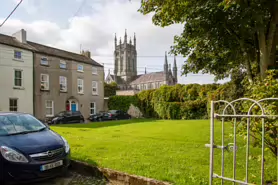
[0,0,230,84]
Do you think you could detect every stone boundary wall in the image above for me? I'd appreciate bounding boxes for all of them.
[70,160,172,185]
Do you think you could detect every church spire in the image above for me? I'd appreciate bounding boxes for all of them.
[124,29,127,43]
[164,51,168,80]
[129,37,132,45]
[145,67,147,74]
[173,55,178,83]
[134,33,136,48]
[114,33,117,48]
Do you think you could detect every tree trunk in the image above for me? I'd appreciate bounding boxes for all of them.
[245,58,253,83]
[258,30,269,79]
[257,3,278,79]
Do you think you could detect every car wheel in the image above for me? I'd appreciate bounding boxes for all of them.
[80,119,84,123]
[98,118,102,122]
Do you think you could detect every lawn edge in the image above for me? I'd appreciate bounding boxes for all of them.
[70,160,173,185]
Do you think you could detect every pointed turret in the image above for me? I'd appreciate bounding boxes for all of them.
[129,37,132,45]
[173,55,178,83]
[114,33,117,48]
[164,51,168,81]
[145,67,147,74]
[168,64,172,75]
[124,29,127,43]
[134,33,136,48]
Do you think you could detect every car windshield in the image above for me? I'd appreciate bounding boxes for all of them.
[0,114,46,136]
[56,111,66,116]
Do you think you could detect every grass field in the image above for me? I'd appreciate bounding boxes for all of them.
[52,119,277,185]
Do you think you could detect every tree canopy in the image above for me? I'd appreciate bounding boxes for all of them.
[139,0,278,81]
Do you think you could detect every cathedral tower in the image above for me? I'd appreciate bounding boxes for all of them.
[114,30,137,84]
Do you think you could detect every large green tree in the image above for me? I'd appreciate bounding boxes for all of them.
[139,0,278,81]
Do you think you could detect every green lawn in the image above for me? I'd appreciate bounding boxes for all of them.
[52,119,277,185]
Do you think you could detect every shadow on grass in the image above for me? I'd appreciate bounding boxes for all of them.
[52,118,157,129]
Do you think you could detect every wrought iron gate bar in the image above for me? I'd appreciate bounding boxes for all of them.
[214,114,278,118]
[213,174,255,185]
[208,98,278,185]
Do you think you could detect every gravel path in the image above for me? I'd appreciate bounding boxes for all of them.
[30,171,108,185]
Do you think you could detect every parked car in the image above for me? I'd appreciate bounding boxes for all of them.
[48,111,85,125]
[88,110,131,122]
[0,112,71,184]
[108,110,131,120]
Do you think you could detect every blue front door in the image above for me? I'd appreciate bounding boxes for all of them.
[71,104,77,112]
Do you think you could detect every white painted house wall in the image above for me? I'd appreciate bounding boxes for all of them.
[0,43,33,114]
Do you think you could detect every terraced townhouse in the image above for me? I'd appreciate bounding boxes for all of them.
[0,29,104,120]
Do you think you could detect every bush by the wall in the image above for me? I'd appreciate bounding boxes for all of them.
[108,95,139,112]
[154,100,207,119]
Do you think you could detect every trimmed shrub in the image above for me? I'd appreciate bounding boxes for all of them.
[108,95,139,112]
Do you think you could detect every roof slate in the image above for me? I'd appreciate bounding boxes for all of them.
[130,71,165,85]
[0,33,103,67]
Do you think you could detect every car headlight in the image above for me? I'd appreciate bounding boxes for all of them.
[0,146,28,163]
[61,136,70,153]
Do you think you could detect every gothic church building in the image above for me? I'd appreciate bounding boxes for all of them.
[105,30,178,91]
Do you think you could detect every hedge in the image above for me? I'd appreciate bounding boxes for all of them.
[108,84,215,119]
[108,95,139,112]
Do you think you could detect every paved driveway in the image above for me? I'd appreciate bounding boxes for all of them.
[30,171,107,185]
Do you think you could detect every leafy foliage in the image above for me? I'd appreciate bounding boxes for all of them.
[108,84,219,119]
[104,82,118,97]
[139,0,278,80]
[108,95,139,112]
[240,70,278,157]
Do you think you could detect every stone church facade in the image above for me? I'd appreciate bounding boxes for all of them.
[105,30,178,92]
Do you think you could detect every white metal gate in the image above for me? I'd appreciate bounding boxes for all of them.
[206,98,278,185]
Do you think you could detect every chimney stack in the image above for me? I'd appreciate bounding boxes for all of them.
[12,29,27,43]
[81,50,91,58]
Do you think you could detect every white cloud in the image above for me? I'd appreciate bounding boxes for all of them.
[1,0,229,84]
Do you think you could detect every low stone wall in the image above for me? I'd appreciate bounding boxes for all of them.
[70,160,172,185]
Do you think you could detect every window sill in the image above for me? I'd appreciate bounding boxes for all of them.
[92,73,98,75]
[13,58,24,62]
[78,92,84,95]
[40,89,50,92]
[45,115,54,118]
[92,94,98,96]
[60,90,67,93]
[77,70,84,73]
[13,86,25,90]
[40,64,50,67]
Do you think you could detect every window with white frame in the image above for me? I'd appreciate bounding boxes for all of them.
[90,102,96,115]
[59,76,67,92]
[14,50,22,59]
[14,70,23,87]
[77,79,84,93]
[41,74,49,90]
[60,60,67,69]
[40,57,48,66]
[45,100,54,117]
[77,64,84,72]
[144,84,147,90]
[9,98,18,112]
[92,81,98,95]
[92,67,97,75]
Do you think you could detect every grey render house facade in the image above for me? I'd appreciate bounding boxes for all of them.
[28,42,104,120]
